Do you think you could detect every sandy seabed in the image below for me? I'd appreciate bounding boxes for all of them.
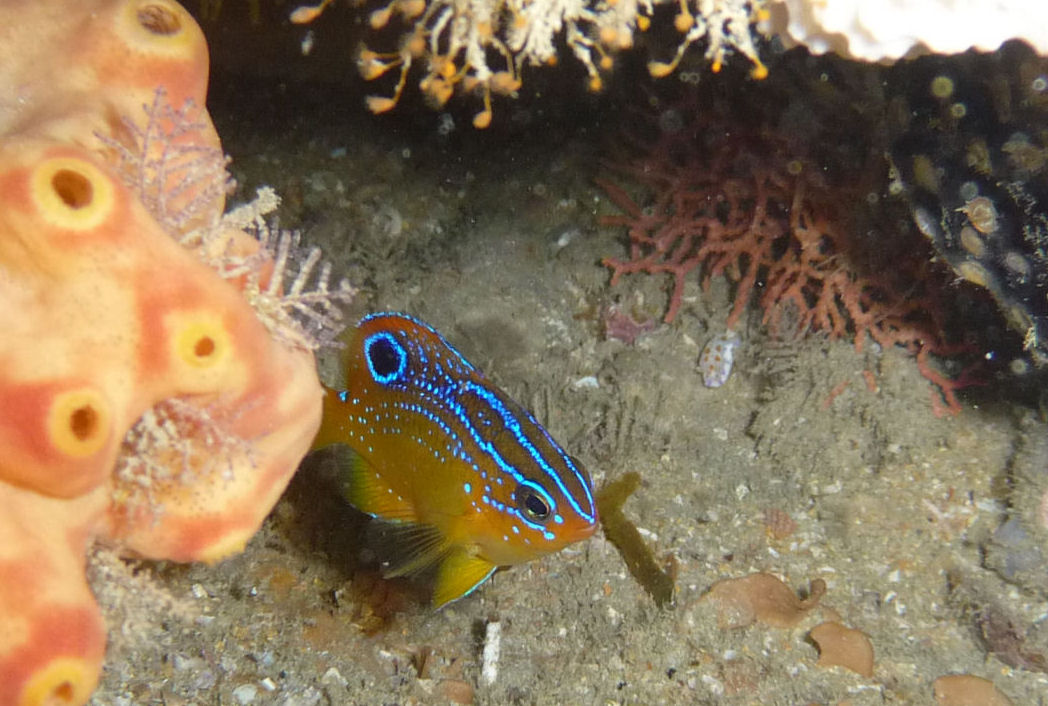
[89,56,1048,706]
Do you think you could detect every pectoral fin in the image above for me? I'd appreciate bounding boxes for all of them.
[432,548,497,609]
[369,520,450,578]
[335,447,417,522]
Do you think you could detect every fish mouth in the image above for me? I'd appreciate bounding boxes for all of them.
[575,516,599,540]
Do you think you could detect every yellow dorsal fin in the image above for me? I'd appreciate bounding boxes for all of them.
[433,548,497,609]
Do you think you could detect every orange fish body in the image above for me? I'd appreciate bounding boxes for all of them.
[313,313,597,607]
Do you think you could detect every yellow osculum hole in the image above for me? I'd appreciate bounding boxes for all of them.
[174,316,232,370]
[31,158,115,231]
[137,1,182,35]
[19,656,98,706]
[52,169,93,209]
[49,388,111,458]
[118,0,201,57]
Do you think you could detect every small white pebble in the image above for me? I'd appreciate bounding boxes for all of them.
[320,667,347,688]
[232,684,258,705]
[571,375,599,389]
[701,674,725,695]
[300,30,314,56]
[190,583,208,599]
[481,620,501,686]
[260,677,277,692]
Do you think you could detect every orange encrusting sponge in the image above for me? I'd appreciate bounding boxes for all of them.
[0,2,331,705]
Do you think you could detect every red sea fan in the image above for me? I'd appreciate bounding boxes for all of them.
[599,111,969,413]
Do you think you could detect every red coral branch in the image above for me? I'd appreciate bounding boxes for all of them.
[600,126,969,413]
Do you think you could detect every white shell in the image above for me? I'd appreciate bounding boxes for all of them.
[699,330,741,388]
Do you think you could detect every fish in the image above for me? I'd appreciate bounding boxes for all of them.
[312,312,598,608]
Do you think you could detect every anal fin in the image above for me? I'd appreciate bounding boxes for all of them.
[432,548,497,609]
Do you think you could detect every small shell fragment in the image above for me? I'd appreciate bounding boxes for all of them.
[699,330,741,387]
[810,620,875,678]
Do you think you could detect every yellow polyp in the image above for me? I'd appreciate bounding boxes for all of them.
[636,15,651,31]
[398,0,426,19]
[369,5,393,29]
[674,0,693,32]
[19,656,98,706]
[647,60,676,78]
[588,75,603,92]
[48,387,111,458]
[712,59,723,73]
[600,54,613,71]
[439,58,457,80]
[404,33,426,58]
[359,59,392,81]
[750,59,769,80]
[358,46,402,81]
[599,26,618,46]
[172,315,232,373]
[473,87,493,129]
[289,0,334,24]
[31,158,115,231]
[425,77,454,108]
[489,71,521,95]
[367,95,398,114]
[116,0,203,60]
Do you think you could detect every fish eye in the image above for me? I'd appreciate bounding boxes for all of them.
[364,332,407,384]
[517,486,551,523]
